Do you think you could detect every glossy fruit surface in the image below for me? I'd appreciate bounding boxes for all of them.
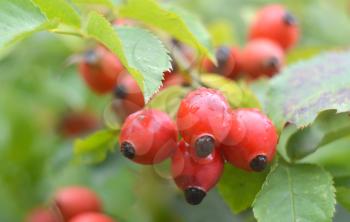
[79,46,124,94]
[177,88,232,157]
[69,213,115,222]
[171,140,224,205]
[240,39,284,78]
[221,108,278,172]
[54,186,101,221]
[249,4,299,50]
[119,109,177,164]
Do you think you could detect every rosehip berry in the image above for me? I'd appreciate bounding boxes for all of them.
[119,109,177,164]
[249,4,299,50]
[69,213,115,222]
[228,47,243,79]
[171,140,224,205]
[201,46,235,77]
[54,186,101,221]
[79,46,124,94]
[113,74,145,118]
[25,207,58,222]
[176,88,232,157]
[240,39,284,78]
[161,72,187,89]
[59,111,99,138]
[221,109,278,172]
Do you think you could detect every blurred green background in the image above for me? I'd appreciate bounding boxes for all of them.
[1,0,350,221]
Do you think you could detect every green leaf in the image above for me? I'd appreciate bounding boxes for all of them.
[200,74,261,108]
[336,187,350,211]
[218,165,268,214]
[32,0,81,27]
[86,12,171,102]
[277,124,299,162]
[0,0,55,48]
[299,136,350,178]
[120,0,214,60]
[147,86,189,119]
[266,50,350,130]
[286,47,331,65]
[253,162,335,222]
[74,129,118,164]
[285,110,350,161]
[72,0,114,8]
[116,26,171,101]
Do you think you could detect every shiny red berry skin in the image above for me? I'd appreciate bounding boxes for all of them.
[119,109,177,164]
[171,140,224,205]
[221,108,278,172]
[79,46,124,94]
[54,186,102,221]
[25,207,58,222]
[112,74,145,118]
[176,88,232,157]
[240,39,284,78]
[249,4,299,51]
[221,110,246,147]
[69,213,115,222]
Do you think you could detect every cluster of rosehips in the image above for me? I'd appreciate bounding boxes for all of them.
[119,87,278,205]
[26,186,117,222]
[78,43,186,119]
[202,4,299,79]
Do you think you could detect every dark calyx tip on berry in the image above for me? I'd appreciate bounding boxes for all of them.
[265,56,280,70]
[120,141,135,159]
[195,135,215,158]
[250,155,268,172]
[84,49,100,66]
[114,84,127,99]
[283,12,297,26]
[216,46,231,67]
[184,187,206,205]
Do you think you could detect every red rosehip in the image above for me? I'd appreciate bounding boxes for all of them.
[221,110,246,147]
[113,74,145,118]
[228,47,243,79]
[201,46,236,77]
[176,88,232,157]
[69,213,115,222]
[59,111,99,138]
[161,72,187,89]
[79,46,124,94]
[221,108,278,172]
[54,186,102,221]
[240,39,284,78]
[249,4,299,50]
[25,207,58,222]
[171,140,224,205]
[119,109,178,164]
